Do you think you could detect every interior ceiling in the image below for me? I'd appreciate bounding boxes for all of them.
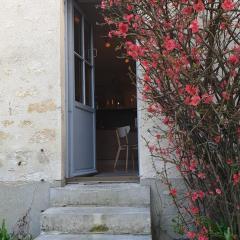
[77,3,99,23]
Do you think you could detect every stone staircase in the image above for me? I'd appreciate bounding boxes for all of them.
[36,183,152,240]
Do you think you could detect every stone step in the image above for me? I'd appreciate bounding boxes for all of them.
[41,207,151,235]
[36,233,151,240]
[50,183,150,207]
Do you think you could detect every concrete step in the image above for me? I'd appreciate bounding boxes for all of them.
[36,233,152,240]
[50,183,150,207]
[41,206,151,235]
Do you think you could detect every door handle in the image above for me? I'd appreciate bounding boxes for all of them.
[93,48,97,58]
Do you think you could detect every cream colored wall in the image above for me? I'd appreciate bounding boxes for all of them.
[0,0,165,182]
[137,65,178,179]
[137,65,156,179]
[0,0,65,182]
[138,104,157,178]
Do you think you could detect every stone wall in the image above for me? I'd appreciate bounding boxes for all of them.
[0,0,65,183]
[0,1,181,239]
[137,65,182,240]
[0,182,49,237]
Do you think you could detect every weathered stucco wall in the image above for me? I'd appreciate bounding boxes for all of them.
[137,65,167,179]
[0,0,65,182]
[0,182,49,237]
[138,105,158,178]
[137,66,182,240]
[137,65,179,180]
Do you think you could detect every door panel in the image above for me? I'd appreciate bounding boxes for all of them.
[68,0,96,177]
[73,109,95,171]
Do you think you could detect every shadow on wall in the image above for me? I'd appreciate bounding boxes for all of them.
[0,182,49,238]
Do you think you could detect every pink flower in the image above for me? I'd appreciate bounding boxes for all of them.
[190,206,200,215]
[214,135,221,143]
[125,41,145,59]
[133,23,139,30]
[144,74,151,82]
[123,14,134,23]
[143,84,151,92]
[222,0,235,11]
[193,1,205,12]
[189,19,199,33]
[215,188,222,195]
[147,103,162,114]
[198,235,209,240]
[148,145,155,153]
[169,188,177,197]
[147,104,157,113]
[119,23,129,35]
[190,95,201,106]
[202,93,213,104]
[127,4,134,11]
[233,172,240,186]
[226,159,233,165]
[155,134,161,140]
[191,192,199,201]
[182,6,193,15]
[187,231,196,239]
[150,0,157,4]
[191,191,205,201]
[164,38,177,51]
[220,22,227,30]
[163,116,170,125]
[222,91,230,100]
[228,54,239,65]
[101,1,107,9]
[189,160,197,172]
[237,127,240,138]
[198,191,205,200]
[185,85,198,95]
[201,226,208,235]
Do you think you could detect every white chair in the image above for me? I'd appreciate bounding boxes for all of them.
[114,125,134,171]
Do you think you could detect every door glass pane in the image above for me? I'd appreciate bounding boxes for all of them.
[75,56,83,103]
[84,21,92,62]
[85,63,92,106]
[74,9,82,55]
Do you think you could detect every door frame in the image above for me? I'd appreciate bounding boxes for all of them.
[65,0,141,179]
[65,0,97,178]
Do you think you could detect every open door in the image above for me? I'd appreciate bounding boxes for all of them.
[67,0,96,177]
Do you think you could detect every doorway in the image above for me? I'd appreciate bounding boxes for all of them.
[66,0,139,180]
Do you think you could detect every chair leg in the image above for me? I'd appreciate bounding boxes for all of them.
[125,146,129,172]
[114,147,121,170]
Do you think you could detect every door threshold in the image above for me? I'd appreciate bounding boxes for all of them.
[66,175,140,184]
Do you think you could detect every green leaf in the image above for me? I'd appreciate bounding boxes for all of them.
[224,228,232,240]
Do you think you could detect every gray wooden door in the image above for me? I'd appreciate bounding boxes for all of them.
[67,0,96,177]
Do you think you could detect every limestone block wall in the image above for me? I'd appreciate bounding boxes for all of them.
[0,182,49,237]
[0,0,65,182]
[137,65,168,179]
[137,64,179,180]
[137,65,180,240]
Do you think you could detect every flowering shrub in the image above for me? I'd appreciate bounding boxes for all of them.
[101,0,240,239]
